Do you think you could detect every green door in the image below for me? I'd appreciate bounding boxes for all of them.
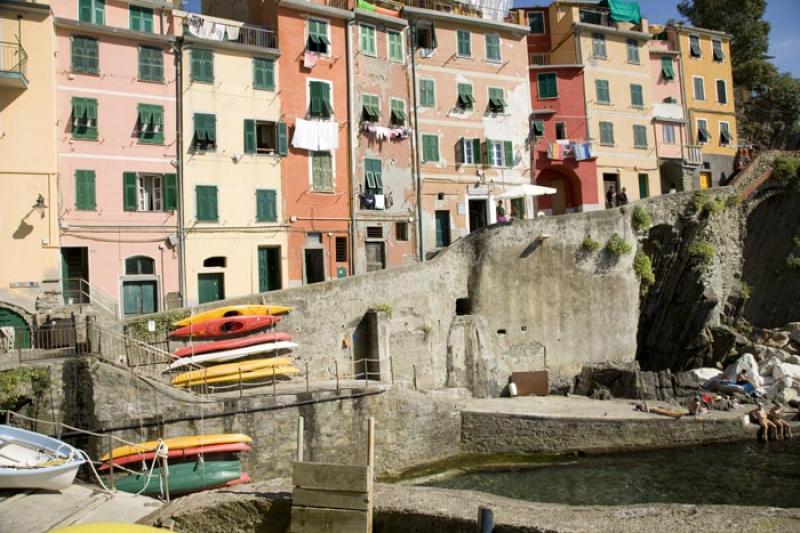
[258,247,282,293]
[435,210,451,247]
[122,281,157,316]
[61,247,89,304]
[198,273,224,304]
[0,307,31,349]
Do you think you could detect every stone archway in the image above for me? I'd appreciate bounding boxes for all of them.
[659,160,684,194]
[0,306,31,349]
[536,166,584,215]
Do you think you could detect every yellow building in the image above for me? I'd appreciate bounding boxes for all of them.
[178,12,288,306]
[667,25,736,188]
[0,1,60,331]
[548,1,658,205]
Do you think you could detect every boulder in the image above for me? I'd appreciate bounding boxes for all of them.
[709,325,748,366]
[772,362,800,381]
[786,323,800,345]
[760,356,781,377]
[724,353,762,387]
[762,331,791,349]
[785,354,800,365]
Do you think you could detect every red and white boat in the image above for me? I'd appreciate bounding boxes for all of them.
[169,315,281,339]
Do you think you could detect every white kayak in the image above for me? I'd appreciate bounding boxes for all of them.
[168,340,298,371]
[0,424,85,491]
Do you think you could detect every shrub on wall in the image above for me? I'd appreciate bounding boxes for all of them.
[580,235,601,252]
[691,190,724,216]
[689,241,716,265]
[606,234,632,257]
[772,156,800,187]
[633,250,655,288]
[632,206,652,232]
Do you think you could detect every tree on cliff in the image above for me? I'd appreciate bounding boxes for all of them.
[677,0,800,149]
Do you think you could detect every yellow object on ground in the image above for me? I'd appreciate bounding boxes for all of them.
[171,357,292,386]
[49,524,165,533]
[174,305,292,327]
[182,365,300,387]
[101,433,252,461]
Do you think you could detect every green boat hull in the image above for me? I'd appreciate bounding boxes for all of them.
[111,459,241,496]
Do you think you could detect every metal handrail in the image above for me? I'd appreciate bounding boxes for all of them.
[0,41,27,77]
[183,15,277,50]
[685,144,703,165]
[62,278,119,317]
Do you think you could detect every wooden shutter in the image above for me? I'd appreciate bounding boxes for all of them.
[206,114,216,143]
[276,122,288,156]
[130,6,141,30]
[164,173,177,210]
[503,141,513,168]
[309,81,321,115]
[244,119,256,154]
[320,82,331,116]
[79,0,92,22]
[76,170,96,210]
[257,190,277,221]
[455,137,464,164]
[191,49,202,80]
[203,50,213,81]
[86,39,98,72]
[472,138,481,164]
[94,0,105,25]
[123,172,138,211]
[71,37,83,72]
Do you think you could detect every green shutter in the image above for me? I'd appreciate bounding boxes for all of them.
[196,186,218,221]
[94,0,105,25]
[79,0,92,22]
[130,6,153,32]
[244,119,256,154]
[661,56,674,80]
[455,138,464,164]
[503,141,513,168]
[277,122,288,156]
[626,39,639,63]
[75,170,96,210]
[123,172,138,211]
[253,58,274,90]
[486,34,500,61]
[457,30,471,57]
[256,189,277,222]
[72,37,98,74]
[139,46,163,82]
[388,31,402,61]
[596,80,610,103]
[472,138,481,164]
[163,173,177,210]
[634,125,647,148]
[538,73,557,98]
[638,174,649,199]
[191,49,213,82]
[420,79,434,107]
[630,84,643,107]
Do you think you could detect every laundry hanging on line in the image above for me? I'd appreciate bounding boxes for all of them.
[292,118,339,151]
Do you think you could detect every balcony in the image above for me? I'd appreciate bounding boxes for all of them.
[184,14,277,50]
[0,41,28,89]
[685,145,703,166]
[300,0,352,10]
[542,140,595,161]
[404,0,519,23]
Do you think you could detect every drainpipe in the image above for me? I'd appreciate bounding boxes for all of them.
[345,18,356,276]
[409,22,424,262]
[174,37,187,306]
[674,30,690,162]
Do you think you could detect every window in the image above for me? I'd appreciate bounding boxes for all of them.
[388,30,403,62]
[138,46,163,82]
[712,39,724,61]
[580,9,603,24]
[697,119,710,143]
[78,0,104,25]
[527,12,545,34]
[253,58,275,90]
[196,185,218,221]
[555,122,567,140]
[395,222,409,241]
[626,39,640,64]
[537,72,557,99]
[456,30,471,57]
[716,79,728,104]
[309,80,333,118]
[124,172,176,211]
[486,87,506,114]
[71,36,98,74]
[390,99,406,126]
[360,24,376,56]
[362,94,380,122]
[75,170,96,210]
[661,56,675,81]
[693,76,705,100]
[592,33,606,59]
[415,23,437,50]
[419,79,435,107]
[366,226,383,238]
[595,79,610,104]
[256,189,277,222]
[630,84,643,107]
[663,123,676,145]
[136,104,164,144]
[456,138,481,165]
[422,134,439,162]
[485,34,501,62]
[487,140,513,168]
[311,152,333,191]
[689,35,702,57]
[456,83,475,110]
[364,158,383,194]
[244,120,284,154]
[599,121,614,145]
[192,113,216,150]
[719,122,732,145]
[335,237,348,262]
[190,49,213,82]
[308,19,330,54]
[435,210,450,247]
[638,174,649,199]
[126,256,155,275]
[71,97,98,139]
[530,53,549,65]
[532,119,544,137]
[129,5,153,32]
[203,256,226,268]
[633,125,647,149]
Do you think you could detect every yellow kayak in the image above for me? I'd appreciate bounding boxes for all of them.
[101,433,252,461]
[174,304,292,327]
[178,365,300,388]
[171,357,292,386]
[50,524,165,533]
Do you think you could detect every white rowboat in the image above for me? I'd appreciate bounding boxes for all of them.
[0,425,85,491]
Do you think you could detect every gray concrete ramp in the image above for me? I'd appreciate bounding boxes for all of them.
[0,482,162,533]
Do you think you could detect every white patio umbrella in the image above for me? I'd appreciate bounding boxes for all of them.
[496,184,557,218]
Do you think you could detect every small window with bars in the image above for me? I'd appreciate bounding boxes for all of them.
[366,226,383,239]
[335,237,348,262]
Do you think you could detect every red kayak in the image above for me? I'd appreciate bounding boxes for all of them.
[99,443,251,470]
[173,331,293,358]
[169,315,281,339]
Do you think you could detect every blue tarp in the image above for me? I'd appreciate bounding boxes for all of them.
[599,0,642,24]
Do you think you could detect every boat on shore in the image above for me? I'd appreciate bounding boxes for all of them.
[173,331,293,358]
[0,424,85,491]
[101,433,252,462]
[171,357,293,387]
[112,458,244,496]
[178,364,300,388]
[167,341,298,371]
[174,305,292,327]
[99,442,252,470]
[169,315,282,339]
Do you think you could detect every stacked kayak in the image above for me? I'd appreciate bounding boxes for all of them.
[168,304,300,390]
[0,425,85,491]
[100,433,252,496]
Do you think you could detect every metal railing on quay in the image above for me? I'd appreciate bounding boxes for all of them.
[0,322,90,364]
[0,41,27,77]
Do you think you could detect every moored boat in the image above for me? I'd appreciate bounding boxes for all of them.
[173,331,293,358]
[178,364,300,388]
[167,341,298,371]
[169,314,282,339]
[171,357,292,386]
[101,433,252,462]
[0,424,86,491]
[112,459,244,496]
[98,442,251,470]
[174,305,292,327]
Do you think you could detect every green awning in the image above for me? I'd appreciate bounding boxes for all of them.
[489,97,505,112]
[599,0,641,24]
[532,121,545,136]
[698,126,710,143]
[661,57,675,80]
[720,129,731,143]
[391,108,406,122]
[362,104,379,122]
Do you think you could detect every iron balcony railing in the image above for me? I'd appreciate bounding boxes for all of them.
[405,0,518,22]
[0,41,28,78]
[184,16,277,50]
[685,145,703,166]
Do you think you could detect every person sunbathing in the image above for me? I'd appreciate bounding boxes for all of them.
[768,404,792,439]
[750,404,778,442]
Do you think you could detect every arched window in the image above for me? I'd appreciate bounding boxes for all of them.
[125,256,155,275]
[203,256,226,268]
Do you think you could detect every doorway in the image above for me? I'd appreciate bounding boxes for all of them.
[0,307,30,349]
[304,249,325,284]
[258,246,282,292]
[468,199,488,232]
[365,241,386,272]
[603,173,620,208]
[122,280,158,316]
[353,310,380,381]
[699,171,712,189]
[435,210,451,247]
[61,247,89,304]
[198,273,225,304]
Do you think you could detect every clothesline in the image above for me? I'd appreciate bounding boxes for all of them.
[186,14,241,42]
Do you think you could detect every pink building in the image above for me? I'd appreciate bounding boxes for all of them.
[55,0,180,316]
